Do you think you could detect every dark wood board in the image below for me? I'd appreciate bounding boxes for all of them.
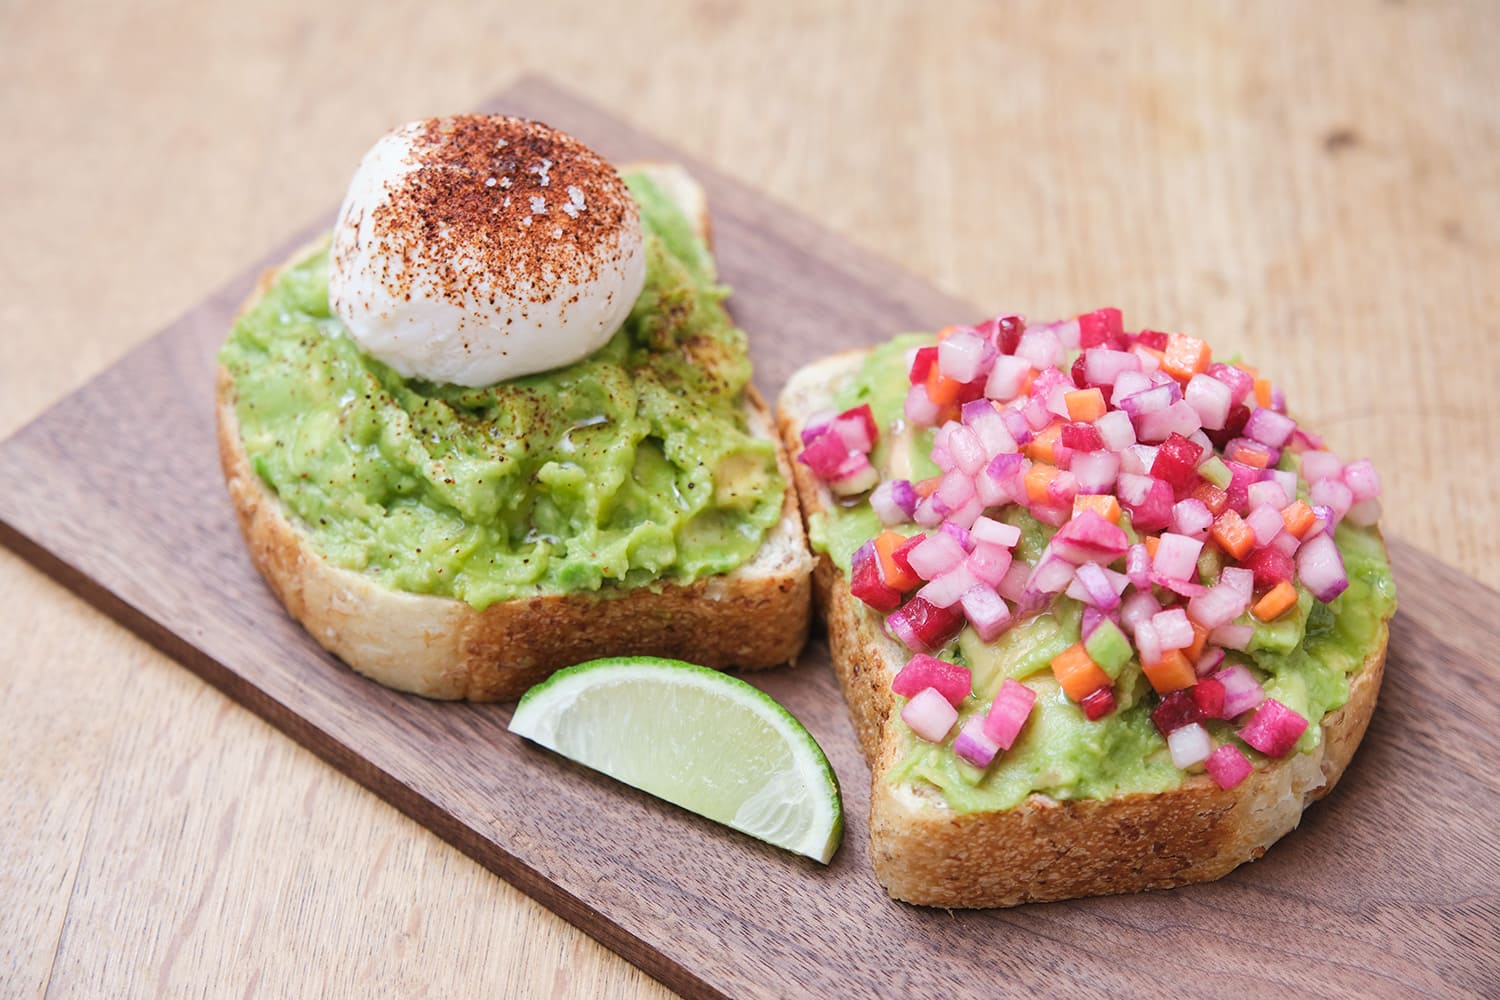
[1,77,1496,999]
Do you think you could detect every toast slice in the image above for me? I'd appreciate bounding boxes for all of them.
[217,163,814,702]
[778,349,1389,908]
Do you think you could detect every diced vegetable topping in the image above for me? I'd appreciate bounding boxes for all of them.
[797,309,1384,778]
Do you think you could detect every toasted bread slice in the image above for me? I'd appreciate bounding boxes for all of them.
[777,350,1389,908]
[217,163,813,702]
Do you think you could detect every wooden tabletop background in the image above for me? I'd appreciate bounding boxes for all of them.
[3,1,1497,996]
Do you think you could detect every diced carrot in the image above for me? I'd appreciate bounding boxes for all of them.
[1026,423,1063,464]
[1254,378,1274,408]
[1253,580,1299,622]
[1163,334,1212,381]
[1051,643,1113,702]
[1024,463,1060,504]
[1073,494,1122,524]
[1143,650,1196,694]
[1185,623,1210,662]
[1231,444,1271,469]
[915,476,942,498]
[936,403,962,426]
[874,530,920,591]
[1212,509,1256,560]
[935,325,961,341]
[925,366,964,406]
[1065,387,1107,423]
[1192,481,1230,516]
[1281,500,1317,539]
[1144,535,1160,560]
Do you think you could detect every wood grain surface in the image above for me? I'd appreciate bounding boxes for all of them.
[3,76,1499,999]
[3,3,1499,997]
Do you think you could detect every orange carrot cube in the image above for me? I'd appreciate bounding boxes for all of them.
[1073,494,1122,523]
[1051,643,1113,702]
[1192,482,1230,516]
[1026,423,1063,463]
[1065,387,1107,423]
[1212,510,1255,560]
[1143,649,1196,694]
[1163,334,1212,381]
[926,366,964,405]
[1281,500,1316,539]
[874,530,921,591]
[1024,463,1060,504]
[1253,580,1299,621]
[1254,378,1274,408]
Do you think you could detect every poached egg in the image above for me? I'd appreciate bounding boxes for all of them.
[329,115,646,386]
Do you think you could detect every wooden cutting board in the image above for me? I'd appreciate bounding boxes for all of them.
[1,77,1495,999]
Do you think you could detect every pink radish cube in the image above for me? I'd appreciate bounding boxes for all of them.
[953,716,1001,768]
[891,653,973,706]
[1206,744,1253,789]
[902,687,959,743]
[982,679,1037,750]
[960,586,1012,642]
[1237,699,1309,758]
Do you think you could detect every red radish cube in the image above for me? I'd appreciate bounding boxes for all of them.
[1151,689,1203,736]
[901,687,958,743]
[1061,422,1104,452]
[975,314,1026,354]
[1206,362,1254,404]
[1080,686,1117,720]
[952,716,1001,768]
[1049,510,1129,564]
[1243,546,1295,591]
[1206,744,1253,789]
[891,534,925,580]
[831,405,877,453]
[983,679,1037,749]
[891,653,973,706]
[1168,722,1212,769]
[1237,699,1309,757]
[1077,308,1125,347]
[909,345,940,384]
[1151,433,1204,491]
[1136,329,1169,350]
[1119,474,1174,532]
[885,596,966,654]
[851,541,903,611]
[797,428,849,478]
[1191,677,1227,718]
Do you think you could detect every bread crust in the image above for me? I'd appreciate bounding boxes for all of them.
[218,163,813,701]
[777,350,1392,908]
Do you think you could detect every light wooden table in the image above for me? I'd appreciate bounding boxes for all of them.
[4,1,1497,995]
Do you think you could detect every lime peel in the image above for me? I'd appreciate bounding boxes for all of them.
[509,656,843,864]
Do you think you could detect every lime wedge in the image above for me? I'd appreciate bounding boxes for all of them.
[509,657,843,864]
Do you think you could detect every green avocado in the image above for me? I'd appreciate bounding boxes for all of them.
[218,170,784,610]
[811,335,1398,814]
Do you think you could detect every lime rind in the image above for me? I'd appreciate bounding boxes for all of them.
[510,657,843,864]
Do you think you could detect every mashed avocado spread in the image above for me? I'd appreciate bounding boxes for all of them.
[808,336,1397,814]
[220,171,784,609]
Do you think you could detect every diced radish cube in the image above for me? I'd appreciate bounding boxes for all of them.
[1297,532,1349,602]
[952,716,1000,768]
[1213,664,1266,717]
[1151,689,1202,736]
[1067,562,1121,610]
[885,596,966,654]
[1206,362,1254,404]
[826,452,879,496]
[1171,498,1214,539]
[1076,308,1124,346]
[1247,480,1290,511]
[1024,550,1077,594]
[902,687,959,743]
[1192,676,1227,716]
[1153,532,1205,582]
[904,383,941,426]
[1243,407,1296,448]
[1299,450,1343,483]
[1245,505,1285,547]
[797,428,849,478]
[1119,445,1158,477]
[960,586,1012,642]
[997,559,1032,603]
[1134,620,1163,666]
[891,653,972,706]
[1243,546,1295,591]
[1346,497,1382,526]
[965,543,1013,587]
[1168,723,1212,769]
[1185,373,1232,430]
[985,355,1032,402]
[1209,623,1254,650]
[1152,607,1194,650]
[939,330,993,384]
[919,564,980,609]
[1049,510,1129,564]
[1206,744,1253,789]
[1080,686,1117,720]
[908,531,965,580]
[971,516,1022,549]
[851,541,903,611]
[1071,449,1120,494]
[1120,589,1162,635]
[870,480,913,526]
[947,425,986,476]
[1342,458,1382,502]
[1136,399,1203,444]
[1095,409,1137,452]
[1237,699,1309,758]
[1083,348,1140,385]
[983,679,1037,749]
[1016,328,1061,369]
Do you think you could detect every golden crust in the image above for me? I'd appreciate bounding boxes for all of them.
[777,350,1392,908]
[218,163,813,701]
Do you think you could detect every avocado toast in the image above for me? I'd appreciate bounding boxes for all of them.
[777,312,1395,907]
